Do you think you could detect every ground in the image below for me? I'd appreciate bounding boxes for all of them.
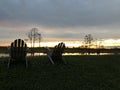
[0,55,120,90]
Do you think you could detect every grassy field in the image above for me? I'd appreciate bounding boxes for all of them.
[0,55,120,90]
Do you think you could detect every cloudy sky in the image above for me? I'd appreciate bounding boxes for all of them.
[0,0,120,46]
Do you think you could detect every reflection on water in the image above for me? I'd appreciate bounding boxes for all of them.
[0,53,46,58]
[27,53,46,56]
[0,52,119,57]
[63,53,117,56]
[0,53,9,57]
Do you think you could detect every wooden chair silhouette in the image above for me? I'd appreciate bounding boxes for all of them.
[8,39,28,68]
[46,42,66,64]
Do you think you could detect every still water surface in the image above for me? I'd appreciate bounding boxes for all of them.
[0,53,118,57]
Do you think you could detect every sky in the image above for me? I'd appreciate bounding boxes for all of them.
[0,0,120,47]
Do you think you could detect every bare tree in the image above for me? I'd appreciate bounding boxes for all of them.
[27,28,41,48]
[84,34,93,48]
[27,28,42,56]
[37,33,41,48]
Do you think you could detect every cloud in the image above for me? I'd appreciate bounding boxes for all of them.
[0,0,120,45]
[0,0,120,27]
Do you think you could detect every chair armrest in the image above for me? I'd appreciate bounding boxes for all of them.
[45,47,53,56]
[7,46,11,52]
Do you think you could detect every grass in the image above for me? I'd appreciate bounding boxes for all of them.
[0,55,120,90]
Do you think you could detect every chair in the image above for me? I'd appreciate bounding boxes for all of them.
[46,42,67,64]
[8,39,28,68]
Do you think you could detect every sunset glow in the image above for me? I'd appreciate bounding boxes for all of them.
[103,39,120,46]
[0,0,120,49]
[25,39,120,48]
[26,41,81,48]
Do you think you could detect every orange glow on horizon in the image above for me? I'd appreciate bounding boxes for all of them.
[103,39,120,46]
[27,41,81,48]
[0,39,120,48]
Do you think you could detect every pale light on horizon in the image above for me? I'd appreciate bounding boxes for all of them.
[26,39,120,48]
[27,41,82,48]
[0,38,120,48]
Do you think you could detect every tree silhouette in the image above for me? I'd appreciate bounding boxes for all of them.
[27,28,41,48]
[84,34,93,48]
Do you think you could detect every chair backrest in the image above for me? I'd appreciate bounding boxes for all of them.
[52,42,65,60]
[54,42,65,54]
[10,39,27,60]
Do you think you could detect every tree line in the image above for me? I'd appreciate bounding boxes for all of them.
[26,28,103,49]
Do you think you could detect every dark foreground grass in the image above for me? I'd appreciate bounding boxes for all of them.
[0,55,120,90]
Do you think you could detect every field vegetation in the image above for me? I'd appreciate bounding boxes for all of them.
[0,55,120,90]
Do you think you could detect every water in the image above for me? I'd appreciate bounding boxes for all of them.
[0,53,9,57]
[0,52,119,57]
[63,53,112,56]
[0,53,46,58]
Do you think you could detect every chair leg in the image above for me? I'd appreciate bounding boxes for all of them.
[25,57,28,68]
[48,55,54,64]
[8,58,11,68]
[62,57,67,64]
